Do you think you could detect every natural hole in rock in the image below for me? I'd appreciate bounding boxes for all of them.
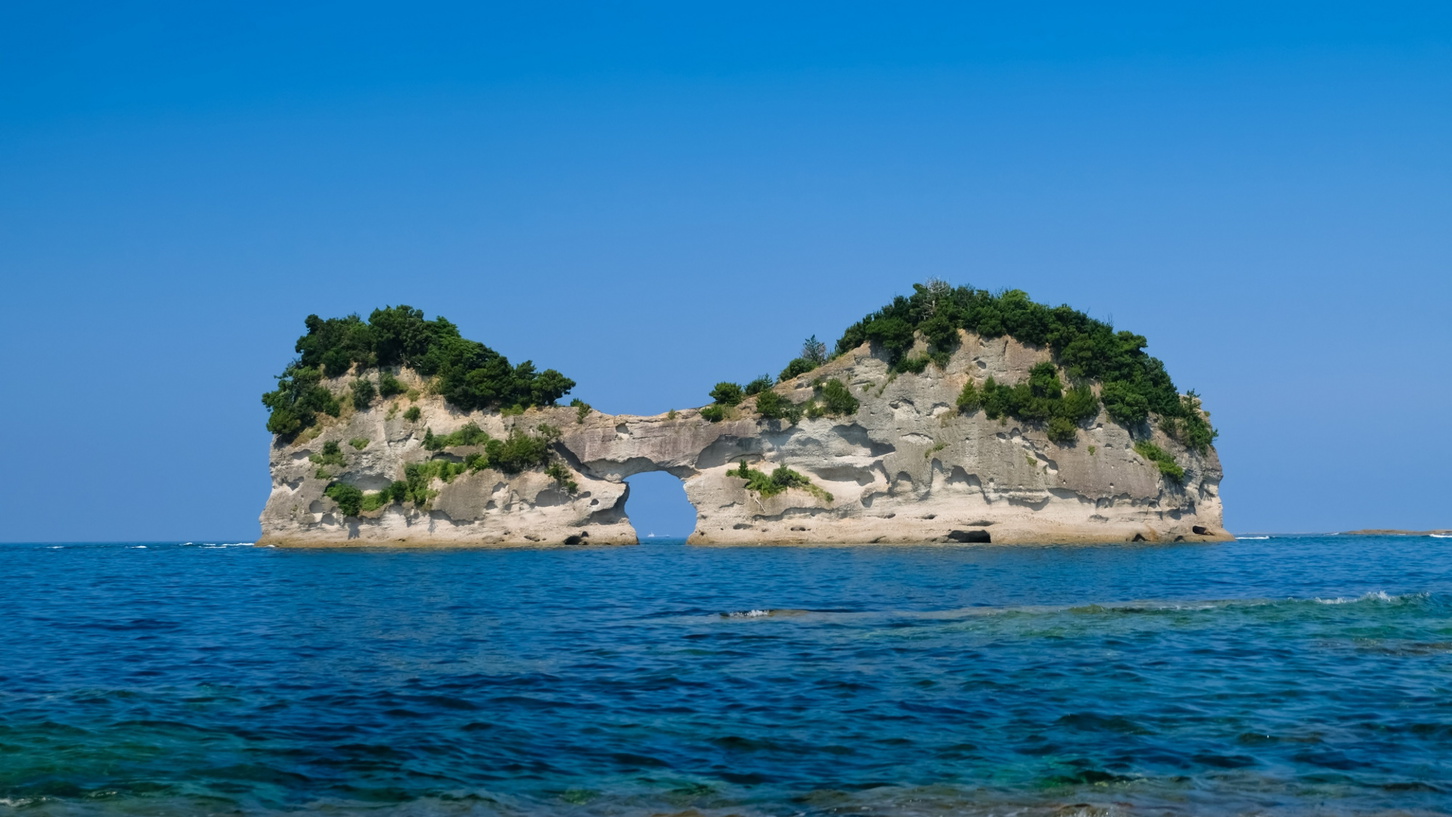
[623,471,695,541]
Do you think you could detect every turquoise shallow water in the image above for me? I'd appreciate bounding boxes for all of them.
[1,535,1451,816]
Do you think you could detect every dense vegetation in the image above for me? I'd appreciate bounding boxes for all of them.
[309,440,347,479]
[728,460,833,503]
[320,422,576,517]
[763,377,858,423]
[753,390,794,420]
[816,378,859,416]
[955,363,1099,444]
[704,283,1210,452]
[836,281,1215,450]
[422,422,565,478]
[1133,441,1186,483]
[263,306,575,438]
[704,375,859,424]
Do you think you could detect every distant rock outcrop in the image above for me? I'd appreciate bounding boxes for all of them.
[259,330,1227,547]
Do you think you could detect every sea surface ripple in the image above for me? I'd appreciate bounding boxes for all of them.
[1,535,1450,816]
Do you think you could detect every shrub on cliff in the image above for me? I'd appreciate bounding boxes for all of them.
[324,482,364,516]
[309,440,346,468]
[896,355,930,374]
[424,422,491,451]
[754,389,799,422]
[709,382,744,406]
[1134,441,1186,482]
[262,365,341,437]
[1159,393,1217,454]
[263,306,575,436]
[728,460,833,502]
[351,378,376,411]
[545,460,578,493]
[325,478,417,515]
[957,379,982,412]
[815,378,859,416]
[570,398,591,423]
[486,427,556,474]
[744,376,773,396]
[366,424,563,508]
[377,370,406,398]
[1046,416,1078,445]
[1061,384,1099,425]
[400,461,465,507]
[419,422,559,472]
[778,357,818,382]
[1101,381,1149,427]
[978,364,1099,443]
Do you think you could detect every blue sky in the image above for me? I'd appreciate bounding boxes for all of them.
[2,1,1448,540]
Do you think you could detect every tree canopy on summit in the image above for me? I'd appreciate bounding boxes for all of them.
[262,306,573,438]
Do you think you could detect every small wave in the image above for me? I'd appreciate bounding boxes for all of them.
[1067,599,1258,614]
[47,546,63,550]
[1236,535,1271,540]
[131,545,148,549]
[1314,591,1427,605]
[739,593,1444,625]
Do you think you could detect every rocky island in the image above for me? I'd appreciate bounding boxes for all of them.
[258,283,1227,546]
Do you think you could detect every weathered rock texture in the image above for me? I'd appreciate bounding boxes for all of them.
[259,333,1228,547]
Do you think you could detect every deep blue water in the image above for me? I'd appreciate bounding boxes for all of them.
[2,535,1451,816]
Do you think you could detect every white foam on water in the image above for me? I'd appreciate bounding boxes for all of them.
[1236,535,1271,540]
[131,545,148,549]
[1313,591,1425,605]
[725,609,771,618]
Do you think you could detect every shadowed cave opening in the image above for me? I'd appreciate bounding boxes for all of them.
[622,472,696,541]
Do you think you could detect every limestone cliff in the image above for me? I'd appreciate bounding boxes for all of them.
[259,332,1226,547]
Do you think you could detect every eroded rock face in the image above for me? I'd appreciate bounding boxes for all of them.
[258,335,1227,547]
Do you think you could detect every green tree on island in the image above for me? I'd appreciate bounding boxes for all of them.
[262,306,575,439]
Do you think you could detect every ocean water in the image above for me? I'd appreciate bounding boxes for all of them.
[1,536,1450,816]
